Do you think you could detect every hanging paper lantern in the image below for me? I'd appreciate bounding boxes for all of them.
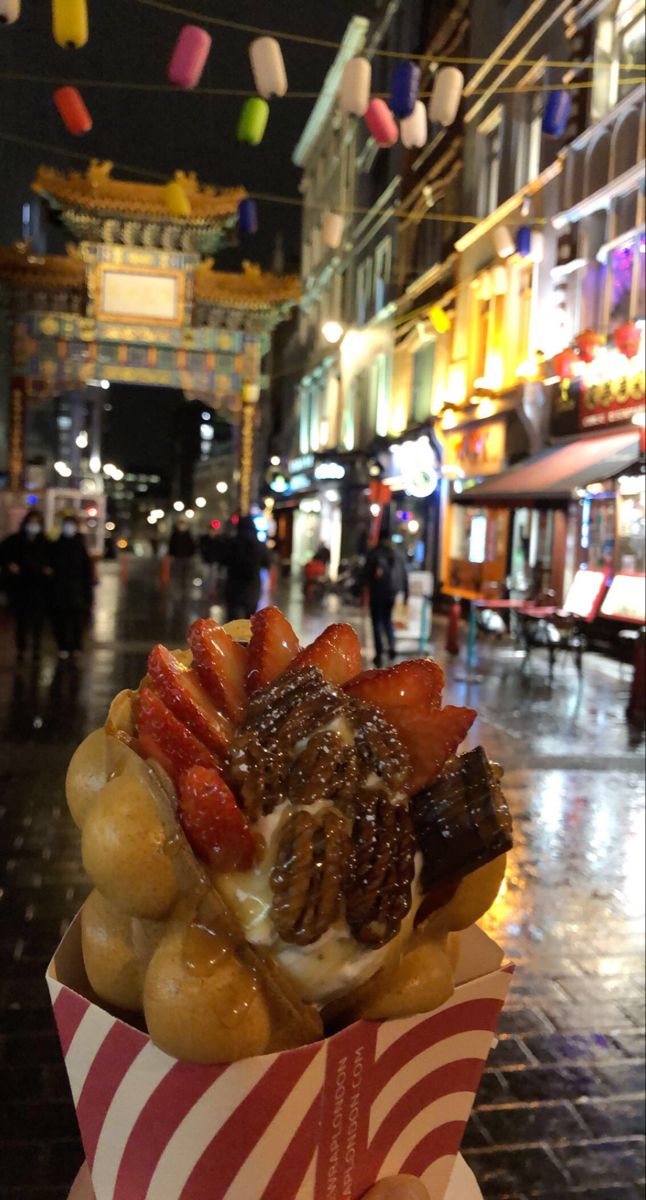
[401,100,428,150]
[615,321,641,359]
[429,305,450,334]
[238,198,258,236]
[553,348,578,380]
[339,57,371,117]
[492,225,515,259]
[542,89,572,138]
[0,1,20,25]
[165,180,191,218]
[515,226,532,257]
[364,99,399,148]
[237,97,270,145]
[168,25,212,90]
[492,265,508,295]
[249,37,287,99]
[390,61,421,119]
[52,0,88,49]
[53,86,92,135]
[322,211,344,250]
[575,329,605,363]
[429,67,464,127]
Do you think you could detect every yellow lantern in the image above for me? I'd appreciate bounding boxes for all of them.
[165,180,191,218]
[429,305,450,334]
[52,0,88,49]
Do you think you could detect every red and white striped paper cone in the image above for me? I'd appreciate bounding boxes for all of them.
[47,915,513,1200]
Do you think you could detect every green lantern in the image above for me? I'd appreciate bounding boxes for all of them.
[237,98,270,146]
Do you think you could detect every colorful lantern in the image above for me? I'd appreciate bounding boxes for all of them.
[493,225,515,259]
[575,329,605,363]
[168,25,212,90]
[615,321,641,359]
[553,348,578,380]
[401,100,428,149]
[339,57,371,117]
[0,1,20,25]
[390,61,420,119]
[237,97,269,145]
[429,67,464,127]
[165,180,191,218]
[238,198,258,236]
[52,0,88,49]
[364,99,399,148]
[429,305,450,334]
[53,86,92,135]
[322,211,344,250]
[515,226,532,257]
[249,37,287,99]
[542,89,572,138]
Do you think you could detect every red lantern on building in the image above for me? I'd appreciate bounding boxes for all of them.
[575,329,606,364]
[614,321,641,360]
[552,347,578,379]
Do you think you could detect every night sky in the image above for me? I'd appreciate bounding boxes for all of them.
[0,0,375,268]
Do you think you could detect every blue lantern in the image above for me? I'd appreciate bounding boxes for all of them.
[542,90,572,138]
[391,61,421,119]
[515,225,532,257]
[238,198,258,236]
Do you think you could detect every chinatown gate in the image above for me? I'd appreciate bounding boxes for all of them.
[0,162,299,533]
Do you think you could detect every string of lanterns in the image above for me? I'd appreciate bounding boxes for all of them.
[552,323,642,380]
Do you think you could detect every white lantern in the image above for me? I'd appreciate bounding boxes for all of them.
[339,56,371,117]
[530,230,545,263]
[401,100,428,149]
[249,37,287,99]
[0,0,20,24]
[493,225,515,259]
[322,211,345,250]
[429,67,464,127]
[492,265,508,296]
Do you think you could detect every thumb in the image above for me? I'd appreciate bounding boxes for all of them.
[363,1177,429,1200]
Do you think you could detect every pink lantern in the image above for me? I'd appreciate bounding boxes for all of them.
[364,99,399,148]
[615,321,641,360]
[168,25,212,90]
[575,329,605,364]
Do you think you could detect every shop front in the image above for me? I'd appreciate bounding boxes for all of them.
[271,452,366,581]
[376,431,442,577]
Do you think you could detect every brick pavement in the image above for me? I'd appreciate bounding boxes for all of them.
[0,561,643,1198]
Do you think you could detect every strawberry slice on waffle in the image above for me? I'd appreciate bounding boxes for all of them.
[288,622,362,686]
[246,606,301,695]
[148,643,234,757]
[187,620,248,724]
[137,686,219,783]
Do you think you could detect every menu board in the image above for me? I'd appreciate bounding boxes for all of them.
[563,569,608,621]
[600,573,646,624]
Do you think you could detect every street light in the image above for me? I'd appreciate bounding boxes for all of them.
[75,430,88,449]
[216,481,228,494]
[173,500,185,512]
[89,454,101,474]
[321,320,344,345]
[195,496,207,508]
[270,455,281,467]
[185,508,195,519]
[54,461,72,478]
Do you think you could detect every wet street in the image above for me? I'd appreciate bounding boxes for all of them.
[0,559,644,1199]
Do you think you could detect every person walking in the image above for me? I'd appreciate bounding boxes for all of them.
[0,509,51,661]
[50,515,93,660]
[363,531,409,668]
[219,515,270,622]
[168,517,196,592]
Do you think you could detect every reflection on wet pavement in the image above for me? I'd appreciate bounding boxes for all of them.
[0,561,643,1197]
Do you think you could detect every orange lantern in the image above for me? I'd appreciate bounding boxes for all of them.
[553,347,578,380]
[615,321,641,360]
[53,86,92,135]
[575,329,605,364]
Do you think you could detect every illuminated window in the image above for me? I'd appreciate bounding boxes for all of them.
[592,0,645,119]
[412,341,436,423]
[476,108,502,218]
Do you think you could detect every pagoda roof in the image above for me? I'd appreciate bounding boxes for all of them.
[194,260,301,311]
[33,162,247,224]
[0,243,85,290]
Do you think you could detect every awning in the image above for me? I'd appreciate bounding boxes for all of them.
[455,430,642,506]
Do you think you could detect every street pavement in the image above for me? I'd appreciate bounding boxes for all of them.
[0,558,644,1199]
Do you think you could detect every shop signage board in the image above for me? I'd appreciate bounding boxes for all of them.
[443,421,506,477]
[551,365,645,436]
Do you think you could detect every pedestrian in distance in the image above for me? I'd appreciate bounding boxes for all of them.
[218,515,270,622]
[168,517,196,592]
[50,515,94,660]
[362,530,409,668]
[0,508,52,661]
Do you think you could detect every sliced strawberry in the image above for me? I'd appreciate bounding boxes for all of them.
[137,686,218,783]
[392,705,477,794]
[246,606,301,695]
[289,623,362,687]
[148,643,234,756]
[178,766,256,871]
[344,659,445,714]
[187,621,248,724]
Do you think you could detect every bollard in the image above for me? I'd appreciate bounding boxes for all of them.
[446,598,461,656]
[160,554,171,588]
[627,629,645,727]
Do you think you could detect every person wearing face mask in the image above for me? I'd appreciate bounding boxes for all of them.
[49,515,94,660]
[0,509,52,661]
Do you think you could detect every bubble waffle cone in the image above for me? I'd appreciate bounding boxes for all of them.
[49,610,515,1199]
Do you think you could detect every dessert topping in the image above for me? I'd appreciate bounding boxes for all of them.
[271,808,348,945]
[344,793,416,946]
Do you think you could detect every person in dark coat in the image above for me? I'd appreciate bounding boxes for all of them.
[0,509,51,660]
[50,515,93,659]
[219,516,270,622]
[362,532,409,667]
[168,517,196,592]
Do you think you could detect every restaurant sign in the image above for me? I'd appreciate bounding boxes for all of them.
[443,420,506,477]
[552,360,645,436]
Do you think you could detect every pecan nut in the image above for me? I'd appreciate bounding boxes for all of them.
[350,702,413,795]
[288,731,359,810]
[271,808,348,945]
[344,794,415,946]
[228,730,288,820]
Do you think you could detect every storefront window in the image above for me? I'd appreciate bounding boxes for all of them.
[617,474,645,570]
[412,341,435,423]
[585,494,616,569]
[446,502,509,596]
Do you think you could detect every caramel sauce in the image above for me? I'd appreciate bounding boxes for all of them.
[182,898,260,1027]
